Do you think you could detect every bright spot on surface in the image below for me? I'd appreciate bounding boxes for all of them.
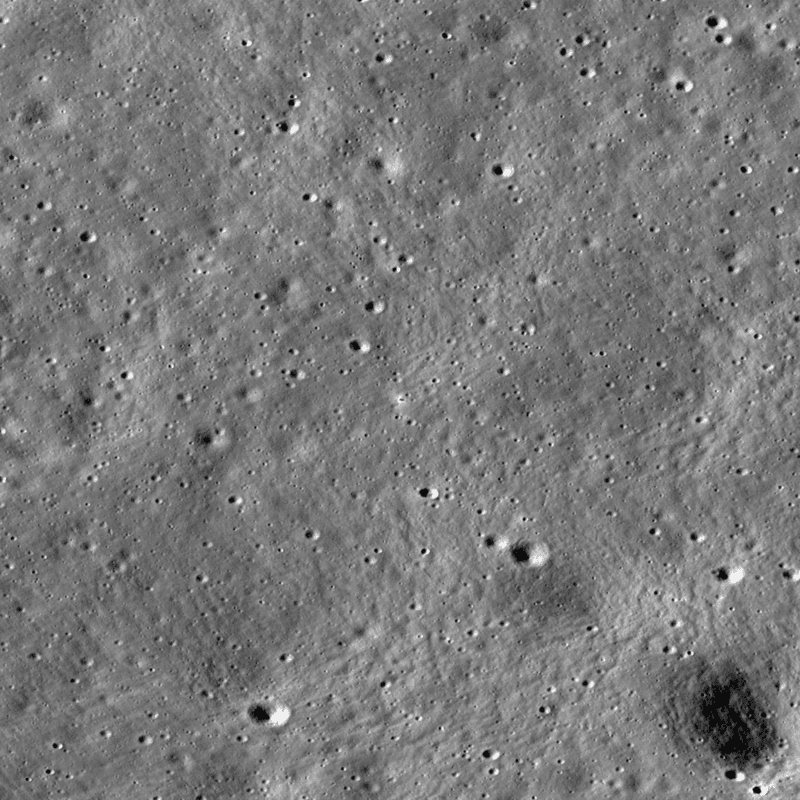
[728,566,745,584]
[527,542,550,567]
[268,703,291,727]
[384,152,406,179]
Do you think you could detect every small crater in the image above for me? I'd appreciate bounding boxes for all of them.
[246,700,291,727]
[247,703,271,723]
[510,541,531,564]
[194,426,230,451]
[490,162,514,178]
[705,15,728,30]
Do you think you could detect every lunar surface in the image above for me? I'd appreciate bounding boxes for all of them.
[4,0,800,798]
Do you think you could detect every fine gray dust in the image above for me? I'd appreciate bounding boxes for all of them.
[3,1,800,799]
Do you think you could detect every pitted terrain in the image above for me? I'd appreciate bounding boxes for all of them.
[3,1,800,798]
